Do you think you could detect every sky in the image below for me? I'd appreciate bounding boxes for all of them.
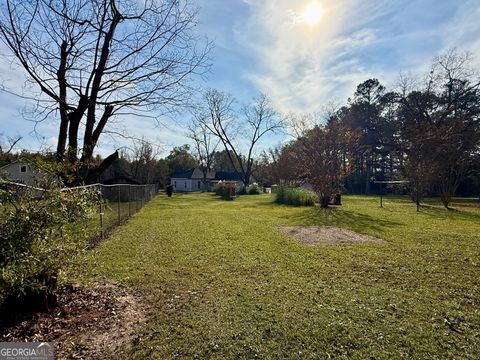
[1,0,480,157]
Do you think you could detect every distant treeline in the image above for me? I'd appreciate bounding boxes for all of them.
[0,144,244,186]
[2,51,479,208]
[255,51,480,207]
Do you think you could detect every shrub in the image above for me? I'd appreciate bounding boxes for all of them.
[214,182,224,196]
[0,177,98,311]
[276,185,286,204]
[238,186,247,195]
[275,185,316,206]
[247,184,261,195]
[214,182,236,200]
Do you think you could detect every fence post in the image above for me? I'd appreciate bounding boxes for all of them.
[128,185,132,217]
[99,201,104,240]
[136,187,139,212]
[117,185,121,225]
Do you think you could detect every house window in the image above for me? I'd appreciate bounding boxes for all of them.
[185,181,187,188]
[20,165,27,173]
[174,181,177,187]
[198,181,201,189]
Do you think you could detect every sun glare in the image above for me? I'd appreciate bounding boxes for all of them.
[301,2,324,26]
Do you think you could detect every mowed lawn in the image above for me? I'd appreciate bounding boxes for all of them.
[74,193,480,359]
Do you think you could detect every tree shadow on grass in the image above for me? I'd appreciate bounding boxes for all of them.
[418,204,480,222]
[283,206,402,235]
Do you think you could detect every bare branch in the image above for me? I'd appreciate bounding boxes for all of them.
[0,0,211,180]
[194,89,283,186]
[0,134,22,155]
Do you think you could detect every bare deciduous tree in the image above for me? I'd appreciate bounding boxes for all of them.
[430,51,480,208]
[0,0,210,183]
[256,144,297,185]
[129,140,160,184]
[187,115,219,191]
[284,112,316,139]
[397,50,480,209]
[196,89,283,186]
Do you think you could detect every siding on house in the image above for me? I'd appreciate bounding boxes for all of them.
[0,162,48,186]
[173,178,204,192]
[170,167,251,193]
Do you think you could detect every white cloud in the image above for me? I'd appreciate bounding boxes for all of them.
[234,0,386,113]
[441,0,480,67]
[235,0,480,114]
[3,0,480,155]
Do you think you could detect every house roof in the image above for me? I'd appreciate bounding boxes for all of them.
[0,161,24,170]
[171,168,215,180]
[214,171,243,181]
[101,175,141,185]
[0,161,46,173]
[171,167,243,181]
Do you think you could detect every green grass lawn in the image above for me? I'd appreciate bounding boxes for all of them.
[72,193,480,359]
[76,200,143,241]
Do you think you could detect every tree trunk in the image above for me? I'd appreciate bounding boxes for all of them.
[56,119,69,163]
[81,105,113,162]
[415,188,420,212]
[320,195,330,208]
[243,168,251,187]
[202,169,207,192]
[440,195,450,209]
[365,156,371,195]
[56,40,69,163]
[67,116,81,163]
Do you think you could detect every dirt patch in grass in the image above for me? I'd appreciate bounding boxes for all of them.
[0,282,147,359]
[277,226,384,245]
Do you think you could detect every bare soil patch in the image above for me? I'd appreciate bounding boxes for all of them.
[277,226,384,245]
[0,282,147,359]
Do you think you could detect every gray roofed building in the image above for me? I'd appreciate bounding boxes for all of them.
[170,167,252,192]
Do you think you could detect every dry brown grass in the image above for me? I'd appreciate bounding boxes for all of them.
[277,226,385,245]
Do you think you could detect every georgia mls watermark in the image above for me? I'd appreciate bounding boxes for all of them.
[0,342,54,360]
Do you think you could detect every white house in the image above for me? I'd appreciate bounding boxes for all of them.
[171,168,252,192]
[0,161,50,186]
[0,161,60,187]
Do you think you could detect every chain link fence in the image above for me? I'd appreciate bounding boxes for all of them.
[94,184,158,244]
[0,181,158,246]
[62,183,159,246]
